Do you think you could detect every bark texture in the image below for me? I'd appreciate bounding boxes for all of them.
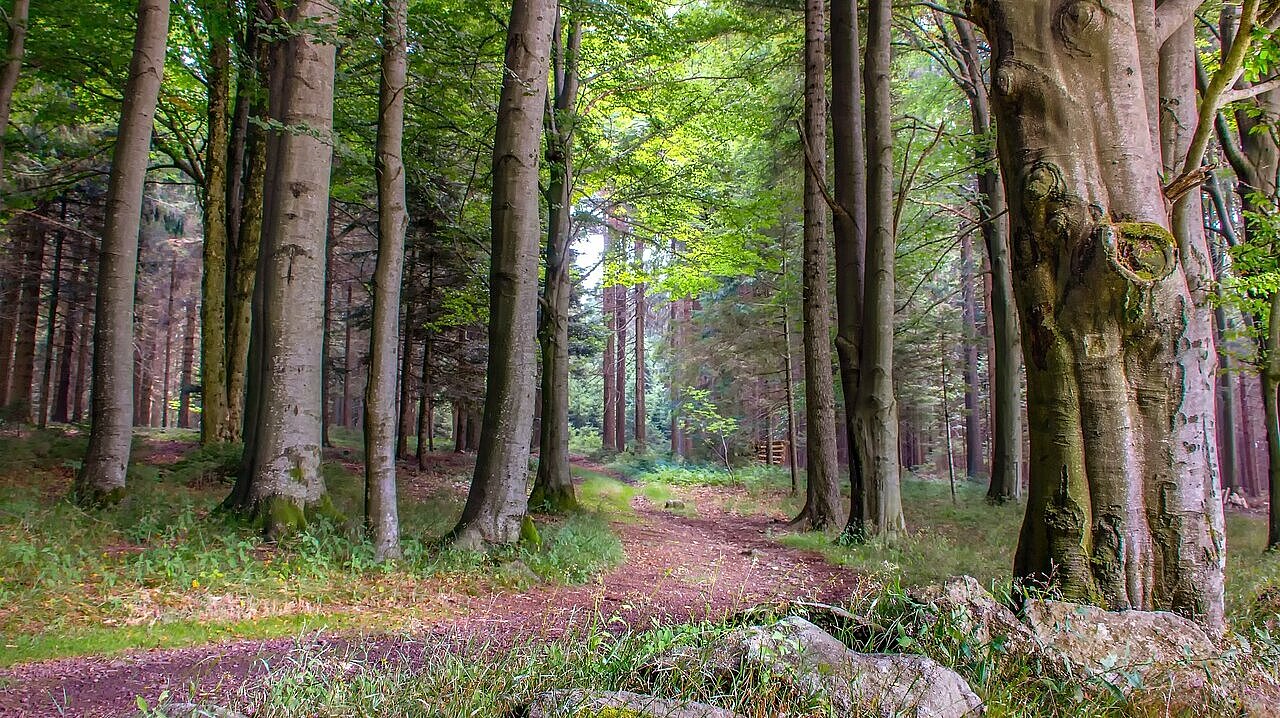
[792,0,841,531]
[201,24,233,444]
[0,0,30,198]
[531,12,580,513]
[853,0,905,535]
[246,0,338,539]
[363,0,409,562]
[76,0,170,505]
[450,0,554,548]
[973,0,1225,632]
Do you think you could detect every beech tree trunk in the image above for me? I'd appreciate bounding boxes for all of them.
[1267,291,1280,548]
[613,251,627,452]
[830,0,867,537]
[531,12,580,512]
[853,0,904,535]
[449,0,553,549]
[974,0,1225,632]
[0,0,30,197]
[790,0,840,532]
[602,227,617,453]
[201,24,233,445]
[960,232,981,479]
[363,0,409,562]
[76,0,170,505]
[244,0,338,538]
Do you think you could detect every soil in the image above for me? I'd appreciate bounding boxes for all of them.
[0,474,857,718]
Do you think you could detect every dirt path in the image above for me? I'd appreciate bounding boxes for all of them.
[0,496,857,717]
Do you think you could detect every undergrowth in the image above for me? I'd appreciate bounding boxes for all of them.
[0,429,625,664]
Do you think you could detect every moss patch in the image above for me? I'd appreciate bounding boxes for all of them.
[1112,221,1174,280]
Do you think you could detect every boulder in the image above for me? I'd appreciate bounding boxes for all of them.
[527,689,740,718]
[1021,599,1217,688]
[650,617,983,718]
[910,576,1030,649]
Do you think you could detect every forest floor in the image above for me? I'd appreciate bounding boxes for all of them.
[0,433,857,718]
[1,429,1277,717]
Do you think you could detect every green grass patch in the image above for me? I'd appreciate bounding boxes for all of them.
[0,430,627,664]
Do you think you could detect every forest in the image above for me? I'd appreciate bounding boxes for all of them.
[1,0,1280,715]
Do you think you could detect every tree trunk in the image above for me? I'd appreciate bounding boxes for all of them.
[396,282,417,459]
[830,0,867,537]
[531,12,580,512]
[52,247,80,425]
[159,259,176,429]
[9,217,45,419]
[244,0,338,538]
[450,0,553,548]
[960,232,981,479]
[37,223,64,428]
[226,76,267,443]
[178,299,195,428]
[0,0,31,199]
[417,256,437,469]
[201,25,233,445]
[853,0,904,535]
[634,233,646,450]
[975,0,1225,632]
[613,244,627,452]
[76,0,169,505]
[602,227,616,452]
[0,234,19,406]
[363,0,409,562]
[341,280,353,429]
[1266,290,1280,548]
[791,0,840,532]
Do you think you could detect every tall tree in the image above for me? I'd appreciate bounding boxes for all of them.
[0,0,30,198]
[200,3,233,444]
[633,233,646,449]
[36,221,64,428]
[449,0,554,548]
[364,0,409,562]
[7,217,43,418]
[972,0,1226,632]
[75,0,170,506]
[241,0,339,538]
[530,10,580,512]
[792,0,840,531]
[830,0,867,537]
[853,0,904,535]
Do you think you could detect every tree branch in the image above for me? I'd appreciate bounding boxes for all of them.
[1156,0,1207,46]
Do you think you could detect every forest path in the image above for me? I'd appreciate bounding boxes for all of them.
[0,476,856,718]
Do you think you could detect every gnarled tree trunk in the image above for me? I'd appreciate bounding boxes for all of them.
[973,0,1225,633]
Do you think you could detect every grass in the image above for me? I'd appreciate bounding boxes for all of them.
[173,585,1278,718]
[0,428,627,665]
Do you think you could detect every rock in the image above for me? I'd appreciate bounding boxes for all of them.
[144,704,245,718]
[909,576,1048,669]
[527,689,740,718]
[650,617,983,718]
[664,499,687,510]
[1021,599,1217,688]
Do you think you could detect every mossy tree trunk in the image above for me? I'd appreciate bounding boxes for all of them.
[531,10,580,513]
[973,0,1225,633]
[242,0,339,540]
[449,0,554,549]
[200,15,232,445]
[76,0,170,506]
[0,0,30,201]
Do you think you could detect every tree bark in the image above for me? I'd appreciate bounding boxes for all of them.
[364,0,409,562]
[76,0,170,506]
[37,222,64,428]
[417,255,437,469]
[449,0,553,549]
[613,239,627,452]
[634,234,646,450]
[0,0,31,200]
[602,226,616,453]
[178,299,195,429]
[1266,290,1280,548]
[853,0,904,535]
[973,0,1225,633]
[531,12,580,513]
[790,0,840,532]
[201,21,233,445]
[830,0,867,537]
[960,232,981,479]
[245,0,339,538]
[396,275,417,460]
[51,245,81,425]
[9,216,44,419]
[159,259,176,428]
